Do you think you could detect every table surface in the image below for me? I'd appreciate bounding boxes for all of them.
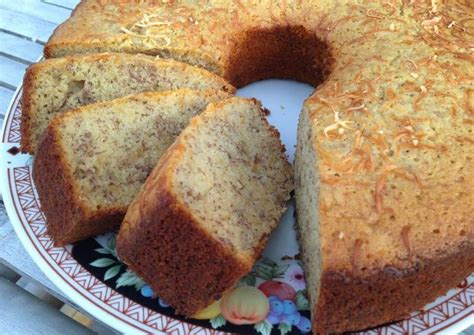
[0,1,472,334]
[0,1,114,333]
[0,0,77,292]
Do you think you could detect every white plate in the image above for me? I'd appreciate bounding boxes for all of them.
[1,80,473,334]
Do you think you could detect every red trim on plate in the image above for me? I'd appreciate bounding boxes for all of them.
[7,165,224,335]
[6,168,150,333]
[435,312,474,333]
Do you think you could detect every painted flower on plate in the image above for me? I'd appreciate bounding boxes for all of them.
[282,264,306,291]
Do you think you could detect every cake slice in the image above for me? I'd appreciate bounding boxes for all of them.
[116,97,293,315]
[21,52,235,153]
[33,89,231,246]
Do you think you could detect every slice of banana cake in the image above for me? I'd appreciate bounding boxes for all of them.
[117,97,293,315]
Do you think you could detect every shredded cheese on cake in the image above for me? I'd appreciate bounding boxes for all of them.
[421,16,442,27]
[120,26,172,46]
[120,10,187,46]
[324,111,354,137]
[346,103,366,112]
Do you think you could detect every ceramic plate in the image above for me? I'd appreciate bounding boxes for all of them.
[1,80,473,334]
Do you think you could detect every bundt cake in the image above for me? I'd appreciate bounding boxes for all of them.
[21,52,235,153]
[33,89,231,246]
[116,97,293,315]
[42,0,473,332]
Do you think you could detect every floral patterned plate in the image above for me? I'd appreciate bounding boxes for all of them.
[1,80,473,334]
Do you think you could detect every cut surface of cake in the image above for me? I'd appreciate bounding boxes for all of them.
[33,89,231,246]
[21,52,235,153]
[116,97,293,315]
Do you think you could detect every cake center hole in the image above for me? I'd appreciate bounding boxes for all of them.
[230,25,332,162]
[237,79,314,163]
[227,25,333,87]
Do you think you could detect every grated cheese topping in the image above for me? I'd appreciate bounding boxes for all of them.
[118,9,196,46]
[346,103,366,112]
[421,16,442,26]
[323,111,354,137]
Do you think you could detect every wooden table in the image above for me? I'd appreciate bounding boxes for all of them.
[0,1,114,333]
[0,1,472,334]
[0,0,77,295]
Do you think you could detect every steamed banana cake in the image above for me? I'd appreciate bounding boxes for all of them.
[42,0,473,332]
[117,97,293,315]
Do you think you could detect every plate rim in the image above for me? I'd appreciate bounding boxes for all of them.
[0,86,151,334]
[1,84,473,335]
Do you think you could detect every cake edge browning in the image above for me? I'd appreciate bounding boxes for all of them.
[314,241,474,334]
[296,107,474,333]
[33,116,126,246]
[43,0,87,59]
[116,140,252,315]
[43,1,224,77]
[33,118,81,246]
[20,63,40,153]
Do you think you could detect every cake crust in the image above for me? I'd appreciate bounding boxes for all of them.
[20,64,39,154]
[117,145,251,315]
[33,121,123,246]
[315,241,474,333]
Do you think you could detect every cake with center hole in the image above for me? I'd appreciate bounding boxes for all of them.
[116,97,293,315]
[42,1,473,332]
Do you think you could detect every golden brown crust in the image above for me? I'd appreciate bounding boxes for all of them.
[314,241,474,333]
[33,119,78,246]
[43,0,88,58]
[20,64,40,153]
[117,142,250,315]
[33,119,125,246]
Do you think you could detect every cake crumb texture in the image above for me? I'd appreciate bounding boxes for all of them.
[21,52,235,153]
